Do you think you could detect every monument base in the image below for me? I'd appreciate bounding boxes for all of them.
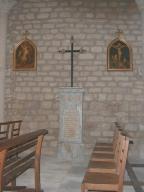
[58,87,84,161]
[58,142,84,161]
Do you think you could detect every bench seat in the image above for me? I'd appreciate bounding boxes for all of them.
[82,172,119,192]
[81,132,129,192]
[91,153,115,162]
[0,129,48,192]
[93,146,114,154]
[87,160,116,173]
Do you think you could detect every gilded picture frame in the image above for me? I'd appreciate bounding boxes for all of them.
[13,37,37,71]
[107,30,133,71]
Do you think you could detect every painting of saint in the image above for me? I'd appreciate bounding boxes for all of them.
[107,30,132,71]
[109,41,130,69]
[13,39,37,70]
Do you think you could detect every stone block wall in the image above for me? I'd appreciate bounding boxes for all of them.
[5,0,144,160]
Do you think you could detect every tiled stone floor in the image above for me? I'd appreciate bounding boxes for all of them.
[16,156,144,192]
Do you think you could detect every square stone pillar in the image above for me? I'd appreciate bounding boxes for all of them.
[58,87,84,161]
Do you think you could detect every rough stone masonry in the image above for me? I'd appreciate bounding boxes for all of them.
[4,0,144,161]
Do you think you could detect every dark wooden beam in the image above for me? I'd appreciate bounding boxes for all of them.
[130,163,144,167]
[126,161,144,192]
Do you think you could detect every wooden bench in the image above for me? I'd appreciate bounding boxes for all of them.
[95,125,122,150]
[0,129,48,192]
[91,131,123,162]
[93,128,122,155]
[81,132,129,192]
[0,120,22,140]
[87,133,125,174]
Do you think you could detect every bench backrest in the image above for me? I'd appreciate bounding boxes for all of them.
[114,134,126,171]
[0,120,22,140]
[117,136,129,191]
[0,129,48,192]
[112,127,122,149]
[113,131,122,158]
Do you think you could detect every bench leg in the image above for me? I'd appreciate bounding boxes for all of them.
[10,179,16,187]
[81,184,88,192]
[3,177,17,191]
[35,160,40,192]
[34,135,44,192]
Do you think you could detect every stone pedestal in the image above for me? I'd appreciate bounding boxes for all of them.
[58,87,84,161]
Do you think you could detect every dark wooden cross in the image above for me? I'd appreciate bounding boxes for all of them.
[59,36,85,87]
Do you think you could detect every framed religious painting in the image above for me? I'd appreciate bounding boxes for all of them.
[107,29,133,71]
[13,32,37,71]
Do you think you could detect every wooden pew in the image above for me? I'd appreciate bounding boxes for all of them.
[0,129,48,192]
[93,129,121,154]
[0,120,22,140]
[81,136,129,192]
[94,125,122,150]
[91,131,122,162]
[87,134,125,174]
